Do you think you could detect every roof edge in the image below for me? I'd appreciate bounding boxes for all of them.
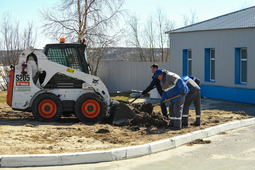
[165,5,255,34]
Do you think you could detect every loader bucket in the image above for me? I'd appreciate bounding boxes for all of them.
[108,101,135,126]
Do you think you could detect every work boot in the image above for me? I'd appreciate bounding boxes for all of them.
[182,117,188,127]
[194,118,201,126]
[170,126,181,131]
[169,120,174,127]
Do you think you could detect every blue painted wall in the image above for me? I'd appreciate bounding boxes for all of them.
[200,84,255,104]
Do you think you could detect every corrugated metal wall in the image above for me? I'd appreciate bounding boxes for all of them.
[97,61,170,93]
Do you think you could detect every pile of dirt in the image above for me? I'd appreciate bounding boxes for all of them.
[125,102,168,128]
[111,101,168,128]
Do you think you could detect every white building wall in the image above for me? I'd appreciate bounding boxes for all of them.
[170,28,255,89]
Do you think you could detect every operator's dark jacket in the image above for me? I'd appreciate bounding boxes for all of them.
[142,75,163,96]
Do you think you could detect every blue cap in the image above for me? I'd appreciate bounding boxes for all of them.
[154,69,163,78]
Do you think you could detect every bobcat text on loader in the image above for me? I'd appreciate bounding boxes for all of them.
[6,38,115,124]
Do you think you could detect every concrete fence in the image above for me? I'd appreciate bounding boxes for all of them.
[97,61,170,93]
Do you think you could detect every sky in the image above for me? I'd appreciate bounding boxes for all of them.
[1,0,255,48]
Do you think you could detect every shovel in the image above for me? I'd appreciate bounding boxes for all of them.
[153,93,186,107]
[129,92,143,103]
[130,95,141,103]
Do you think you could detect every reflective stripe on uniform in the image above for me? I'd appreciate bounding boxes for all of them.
[164,86,175,92]
[196,115,201,118]
[182,115,189,117]
[169,117,182,120]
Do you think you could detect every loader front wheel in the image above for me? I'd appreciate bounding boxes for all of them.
[32,93,62,122]
[75,93,106,124]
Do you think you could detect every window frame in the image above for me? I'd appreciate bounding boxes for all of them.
[240,48,247,83]
[210,49,215,81]
[204,48,215,82]
[182,49,192,76]
[235,47,247,85]
[187,50,192,75]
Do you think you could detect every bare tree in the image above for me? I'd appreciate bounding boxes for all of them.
[156,9,175,62]
[41,0,125,41]
[22,22,37,49]
[41,0,125,75]
[156,9,165,62]
[87,28,122,75]
[0,13,20,66]
[0,13,37,89]
[126,9,175,62]
[0,14,37,66]
[164,20,175,62]
[143,16,156,62]
[182,9,198,26]
[126,15,146,61]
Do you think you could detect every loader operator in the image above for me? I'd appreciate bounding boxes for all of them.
[181,76,201,126]
[155,69,189,130]
[141,64,168,119]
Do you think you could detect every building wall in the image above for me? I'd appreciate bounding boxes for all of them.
[170,28,255,104]
[97,61,170,93]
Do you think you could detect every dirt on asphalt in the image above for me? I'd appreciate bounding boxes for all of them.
[0,100,252,155]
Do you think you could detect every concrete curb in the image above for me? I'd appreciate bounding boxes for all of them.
[1,117,255,167]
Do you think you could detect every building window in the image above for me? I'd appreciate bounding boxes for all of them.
[235,48,247,84]
[182,49,192,76]
[204,48,215,82]
[210,49,215,81]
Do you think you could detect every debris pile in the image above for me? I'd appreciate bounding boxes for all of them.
[187,139,211,146]
[109,101,168,128]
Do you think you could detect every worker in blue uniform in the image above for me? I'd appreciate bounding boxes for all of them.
[155,69,189,130]
[181,76,201,126]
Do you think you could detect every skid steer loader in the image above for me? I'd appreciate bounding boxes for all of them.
[6,39,117,124]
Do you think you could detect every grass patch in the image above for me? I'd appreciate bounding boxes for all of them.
[0,91,7,103]
[110,91,132,101]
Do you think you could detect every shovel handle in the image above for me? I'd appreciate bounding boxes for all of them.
[130,95,141,103]
[153,93,186,107]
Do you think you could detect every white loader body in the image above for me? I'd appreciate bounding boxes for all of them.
[8,47,111,123]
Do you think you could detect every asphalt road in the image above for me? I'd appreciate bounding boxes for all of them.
[6,124,255,170]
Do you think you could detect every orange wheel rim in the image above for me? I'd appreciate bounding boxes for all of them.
[82,100,100,118]
[38,99,57,118]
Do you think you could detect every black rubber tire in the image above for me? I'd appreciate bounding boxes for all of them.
[32,93,62,122]
[74,93,106,124]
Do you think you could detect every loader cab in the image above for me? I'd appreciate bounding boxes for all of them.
[42,39,90,89]
[44,41,90,74]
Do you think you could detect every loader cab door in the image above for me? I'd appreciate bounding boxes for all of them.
[44,43,90,74]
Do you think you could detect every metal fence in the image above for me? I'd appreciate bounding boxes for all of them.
[97,61,170,93]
